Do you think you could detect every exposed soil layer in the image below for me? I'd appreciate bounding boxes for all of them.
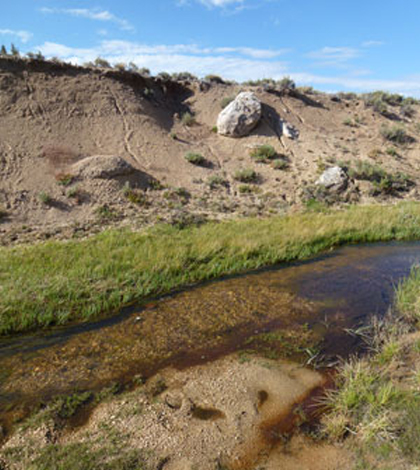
[0,354,352,470]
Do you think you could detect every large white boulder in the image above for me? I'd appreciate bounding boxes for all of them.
[316,166,348,192]
[217,92,262,137]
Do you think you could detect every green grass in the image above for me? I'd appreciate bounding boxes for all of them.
[380,125,413,145]
[181,112,196,127]
[207,174,228,189]
[233,168,258,183]
[56,173,75,186]
[238,184,254,194]
[323,258,420,468]
[39,191,53,205]
[5,442,148,470]
[396,265,420,324]
[67,186,80,199]
[94,204,117,221]
[249,144,277,162]
[323,334,420,468]
[3,203,420,335]
[346,160,413,195]
[184,152,206,166]
[272,159,289,170]
[385,147,399,157]
[123,187,149,206]
[53,391,94,419]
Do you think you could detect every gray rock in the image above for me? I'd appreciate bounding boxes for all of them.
[72,155,137,179]
[282,122,299,140]
[164,391,183,410]
[217,92,262,137]
[316,166,348,192]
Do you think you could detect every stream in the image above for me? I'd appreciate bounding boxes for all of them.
[1,241,420,434]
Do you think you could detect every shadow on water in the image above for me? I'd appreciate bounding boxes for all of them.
[1,241,420,434]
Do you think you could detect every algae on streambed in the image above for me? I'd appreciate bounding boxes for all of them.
[2,241,420,436]
[0,285,314,433]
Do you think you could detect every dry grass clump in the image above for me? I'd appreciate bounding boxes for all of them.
[380,125,414,145]
[233,168,258,183]
[181,112,196,127]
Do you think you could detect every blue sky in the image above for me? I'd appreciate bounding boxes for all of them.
[1,0,420,95]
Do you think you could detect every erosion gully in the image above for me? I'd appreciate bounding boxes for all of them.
[1,241,420,444]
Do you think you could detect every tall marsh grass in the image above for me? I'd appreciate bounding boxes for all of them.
[2,202,420,334]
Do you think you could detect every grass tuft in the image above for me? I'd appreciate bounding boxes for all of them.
[250,144,277,163]
[123,186,149,206]
[22,442,147,470]
[181,112,196,127]
[233,168,258,183]
[380,125,414,145]
[322,315,420,467]
[38,191,52,205]
[184,152,206,166]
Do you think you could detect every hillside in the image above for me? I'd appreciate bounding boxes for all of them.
[1,57,420,245]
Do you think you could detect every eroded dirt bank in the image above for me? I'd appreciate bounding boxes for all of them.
[1,57,420,245]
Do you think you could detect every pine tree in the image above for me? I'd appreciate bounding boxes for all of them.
[0,45,7,56]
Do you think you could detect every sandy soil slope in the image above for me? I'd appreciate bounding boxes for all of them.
[0,57,419,245]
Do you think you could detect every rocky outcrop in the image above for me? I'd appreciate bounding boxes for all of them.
[217,92,262,137]
[316,166,348,192]
[72,155,138,179]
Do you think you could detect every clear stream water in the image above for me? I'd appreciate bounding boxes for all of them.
[1,241,420,432]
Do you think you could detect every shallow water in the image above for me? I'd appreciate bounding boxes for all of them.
[1,241,420,431]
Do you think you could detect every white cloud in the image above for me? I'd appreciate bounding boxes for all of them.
[0,29,33,43]
[200,0,244,5]
[215,46,290,59]
[182,0,244,6]
[40,7,134,31]
[61,39,290,60]
[307,46,360,63]
[178,0,245,9]
[35,40,420,97]
[37,40,289,80]
[291,72,420,97]
[362,40,385,48]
